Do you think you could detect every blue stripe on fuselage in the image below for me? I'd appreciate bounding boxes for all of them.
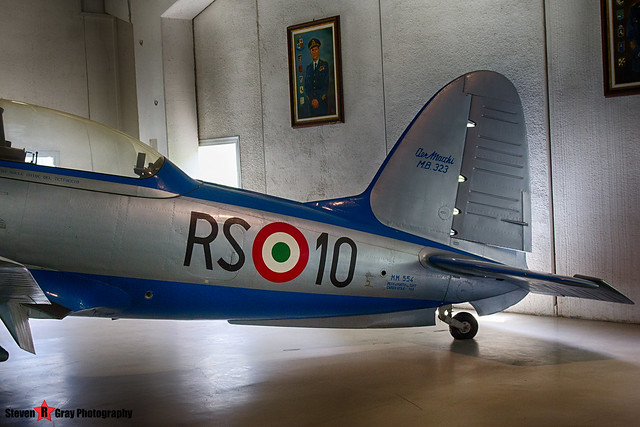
[1,156,470,254]
[182,183,467,253]
[0,157,199,195]
[30,270,441,320]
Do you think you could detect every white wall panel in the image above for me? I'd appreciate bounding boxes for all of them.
[193,0,553,314]
[6,0,637,322]
[255,0,386,201]
[84,14,120,129]
[546,0,640,322]
[0,1,138,137]
[0,0,88,116]
[379,0,553,315]
[194,0,266,192]
[130,0,176,154]
[195,0,386,199]
[163,17,199,177]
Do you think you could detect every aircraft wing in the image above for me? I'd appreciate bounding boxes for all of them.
[429,254,634,305]
[0,257,50,354]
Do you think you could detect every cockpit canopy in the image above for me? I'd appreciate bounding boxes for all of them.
[0,99,163,179]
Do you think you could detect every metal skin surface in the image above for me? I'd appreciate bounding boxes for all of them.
[0,71,633,359]
[0,163,457,321]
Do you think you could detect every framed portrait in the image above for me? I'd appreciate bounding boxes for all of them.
[287,16,344,127]
[601,0,640,96]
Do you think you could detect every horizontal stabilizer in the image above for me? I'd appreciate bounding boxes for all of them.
[0,257,50,304]
[0,257,51,353]
[429,254,633,305]
[0,302,35,353]
[469,287,528,316]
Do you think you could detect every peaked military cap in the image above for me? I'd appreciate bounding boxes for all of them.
[308,38,321,49]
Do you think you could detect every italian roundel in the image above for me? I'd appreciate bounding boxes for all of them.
[252,222,309,283]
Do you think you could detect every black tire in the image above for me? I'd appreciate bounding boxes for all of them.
[449,312,478,340]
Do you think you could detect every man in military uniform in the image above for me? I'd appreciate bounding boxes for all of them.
[304,38,331,116]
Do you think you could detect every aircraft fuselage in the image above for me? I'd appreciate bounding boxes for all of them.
[1,73,633,359]
[0,161,489,324]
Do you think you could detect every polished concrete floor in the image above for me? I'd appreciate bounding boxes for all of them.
[1,311,640,426]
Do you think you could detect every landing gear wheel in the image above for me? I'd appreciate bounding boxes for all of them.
[448,312,478,340]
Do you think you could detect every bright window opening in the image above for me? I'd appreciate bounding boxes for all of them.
[198,137,241,188]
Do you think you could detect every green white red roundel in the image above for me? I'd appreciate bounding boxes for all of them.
[252,222,309,283]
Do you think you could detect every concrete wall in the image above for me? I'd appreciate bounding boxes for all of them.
[191,0,639,322]
[129,0,177,154]
[162,17,200,177]
[193,0,555,315]
[83,14,139,138]
[546,0,640,322]
[0,0,88,116]
[0,0,174,152]
[0,0,138,137]
[378,0,553,315]
[1,0,638,322]
[257,0,387,201]
[195,0,267,192]
[194,0,387,197]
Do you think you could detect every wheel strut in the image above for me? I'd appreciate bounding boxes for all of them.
[437,305,478,340]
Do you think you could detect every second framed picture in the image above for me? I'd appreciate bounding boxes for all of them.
[602,0,640,96]
[287,16,344,127]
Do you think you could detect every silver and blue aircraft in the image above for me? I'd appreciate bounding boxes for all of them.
[0,71,633,361]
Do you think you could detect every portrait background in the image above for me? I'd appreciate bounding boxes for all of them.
[293,27,336,119]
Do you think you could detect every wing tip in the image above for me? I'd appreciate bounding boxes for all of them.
[427,254,634,305]
[573,275,635,305]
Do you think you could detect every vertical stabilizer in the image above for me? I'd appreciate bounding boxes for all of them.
[368,74,471,244]
[453,73,530,251]
[367,71,530,252]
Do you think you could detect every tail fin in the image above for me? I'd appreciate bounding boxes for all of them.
[366,71,531,252]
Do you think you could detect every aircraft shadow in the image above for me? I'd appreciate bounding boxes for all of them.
[448,332,608,366]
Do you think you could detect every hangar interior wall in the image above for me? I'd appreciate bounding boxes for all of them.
[193,0,556,316]
[0,0,638,323]
[546,1,640,322]
[0,0,138,138]
[192,0,639,323]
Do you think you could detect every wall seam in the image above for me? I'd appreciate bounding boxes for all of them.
[192,17,199,150]
[255,0,267,194]
[159,17,169,155]
[111,17,122,131]
[542,0,559,316]
[377,0,389,153]
[82,16,92,119]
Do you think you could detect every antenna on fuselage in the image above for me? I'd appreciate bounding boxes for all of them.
[0,106,27,162]
[0,107,7,147]
[134,152,147,177]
